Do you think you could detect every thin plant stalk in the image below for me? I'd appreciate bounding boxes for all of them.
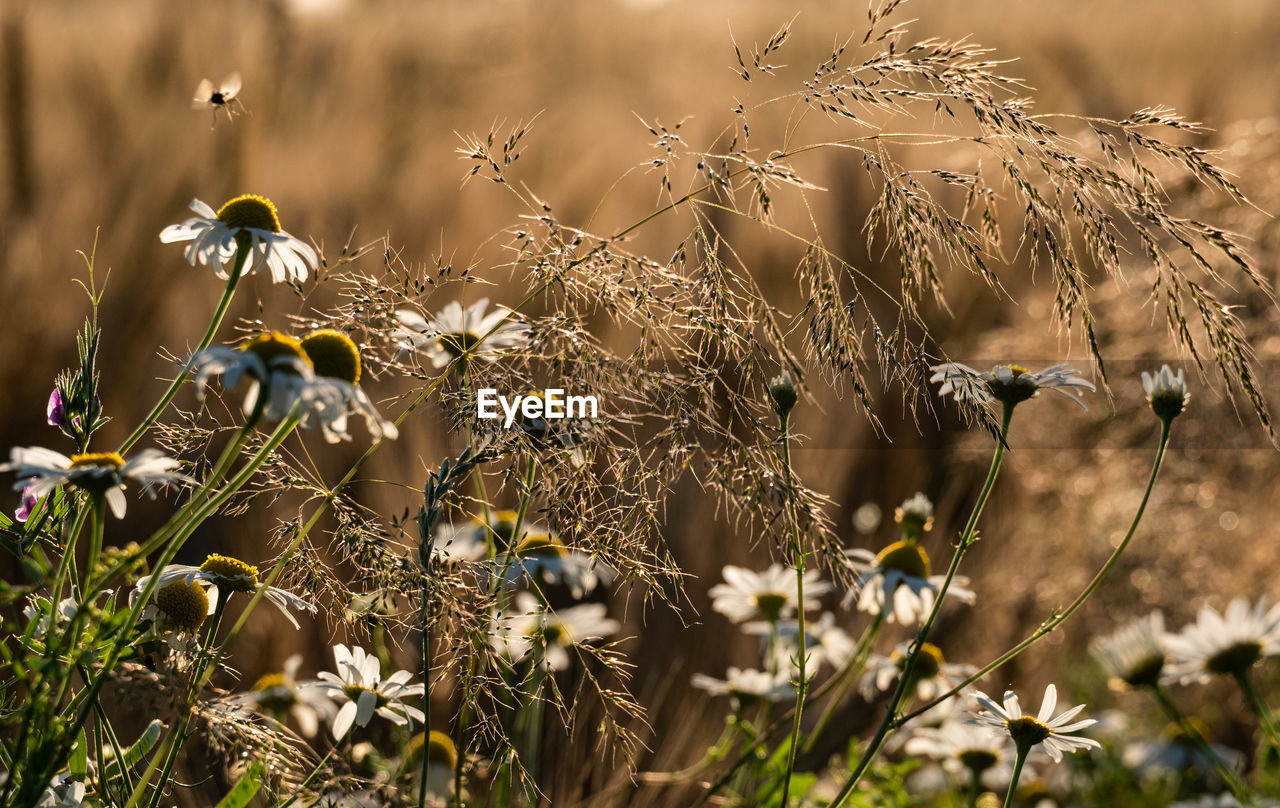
[1149,683,1252,803]
[1002,743,1031,808]
[897,418,1173,727]
[1234,671,1280,751]
[825,404,1014,808]
[778,408,807,807]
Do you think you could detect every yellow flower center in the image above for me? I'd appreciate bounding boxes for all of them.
[251,672,298,713]
[473,510,524,550]
[894,642,945,681]
[1120,654,1164,688]
[439,332,482,358]
[1161,716,1213,746]
[753,592,790,622]
[240,332,313,378]
[408,730,459,769]
[69,452,125,469]
[1206,641,1263,675]
[155,580,209,633]
[514,532,568,558]
[876,540,931,579]
[300,329,362,384]
[199,553,259,592]
[1006,715,1052,747]
[958,749,999,773]
[342,683,388,707]
[216,194,282,233]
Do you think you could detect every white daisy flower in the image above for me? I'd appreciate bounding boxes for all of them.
[433,512,612,598]
[35,771,88,808]
[744,612,855,673]
[297,328,398,443]
[859,641,978,715]
[408,730,459,804]
[314,644,425,740]
[159,195,318,284]
[23,595,81,640]
[708,564,832,624]
[844,540,975,625]
[1142,364,1190,421]
[500,532,614,600]
[135,553,316,629]
[228,654,336,738]
[1090,611,1168,688]
[394,298,531,369]
[491,591,621,672]
[1,446,191,519]
[904,718,1017,789]
[930,362,1095,409]
[192,331,395,442]
[969,684,1100,762]
[431,510,525,563]
[1163,596,1280,684]
[690,667,794,706]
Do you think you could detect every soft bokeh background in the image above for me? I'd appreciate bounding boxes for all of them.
[3,0,1280,803]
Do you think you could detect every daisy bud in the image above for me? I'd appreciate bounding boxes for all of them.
[768,371,798,418]
[894,492,934,540]
[1141,365,1189,423]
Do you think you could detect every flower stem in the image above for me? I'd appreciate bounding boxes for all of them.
[801,612,884,755]
[825,404,1013,808]
[965,766,983,808]
[418,570,434,808]
[1234,670,1280,752]
[119,250,245,454]
[1149,683,1253,803]
[896,418,1172,727]
[1002,743,1030,808]
[778,410,807,808]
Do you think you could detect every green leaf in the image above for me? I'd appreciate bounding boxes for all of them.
[213,762,263,808]
[119,720,164,770]
[69,729,88,778]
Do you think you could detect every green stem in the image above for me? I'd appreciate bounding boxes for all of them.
[825,404,1013,808]
[119,253,244,454]
[1149,684,1252,803]
[141,596,228,808]
[779,411,806,808]
[278,745,341,808]
[418,575,433,808]
[1002,743,1030,808]
[83,495,105,590]
[966,765,983,808]
[1234,670,1280,751]
[802,613,884,754]
[897,419,1172,727]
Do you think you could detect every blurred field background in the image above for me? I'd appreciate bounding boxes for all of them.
[3,0,1280,803]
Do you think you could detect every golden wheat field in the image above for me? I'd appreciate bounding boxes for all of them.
[2,1,1280,806]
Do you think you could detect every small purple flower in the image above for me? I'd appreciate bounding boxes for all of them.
[15,481,38,523]
[46,388,65,428]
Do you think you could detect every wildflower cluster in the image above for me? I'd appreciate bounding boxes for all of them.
[0,4,1275,808]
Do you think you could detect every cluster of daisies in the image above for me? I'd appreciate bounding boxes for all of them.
[431,510,620,672]
[4,194,545,807]
[693,489,1107,802]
